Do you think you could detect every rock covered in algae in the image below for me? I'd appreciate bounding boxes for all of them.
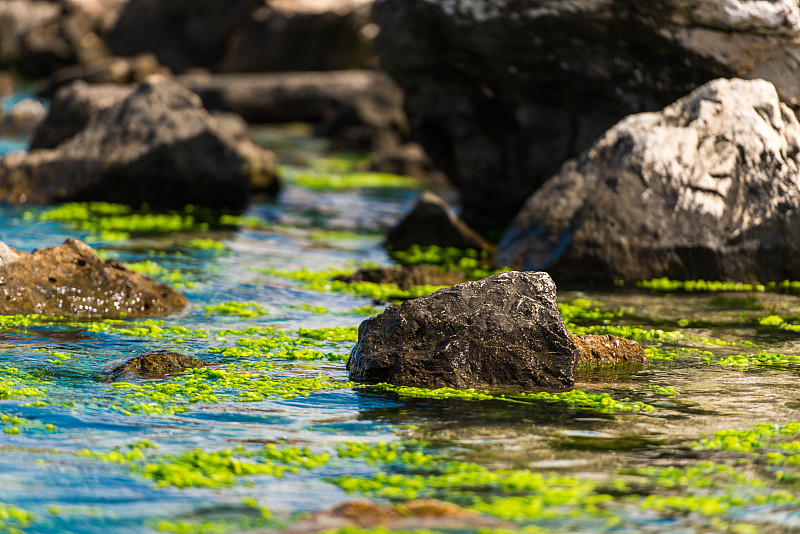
[0,238,187,317]
[347,271,578,390]
[103,351,209,382]
[571,334,647,365]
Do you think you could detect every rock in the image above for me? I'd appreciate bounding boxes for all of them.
[571,334,647,365]
[277,499,506,534]
[103,351,209,381]
[385,190,495,253]
[497,78,800,283]
[33,53,171,98]
[0,241,18,267]
[29,81,133,150]
[110,0,376,74]
[1,98,47,140]
[0,238,187,317]
[0,71,13,96]
[335,263,469,291]
[176,70,407,152]
[368,142,446,182]
[1,80,279,208]
[373,0,800,229]
[347,271,578,390]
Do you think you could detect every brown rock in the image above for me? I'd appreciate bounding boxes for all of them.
[368,142,446,182]
[103,351,209,381]
[571,334,647,365]
[0,238,187,317]
[1,98,47,140]
[335,263,468,291]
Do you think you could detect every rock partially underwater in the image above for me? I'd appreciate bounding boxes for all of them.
[0,238,187,317]
[498,78,800,282]
[103,351,209,382]
[572,334,647,365]
[347,271,578,391]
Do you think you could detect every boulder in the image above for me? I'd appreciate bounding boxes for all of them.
[0,98,47,140]
[0,238,187,317]
[571,334,647,365]
[496,78,800,283]
[373,0,800,229]
[103,351,209,381]
[347,271,578,390]
[368,142,446,182]
[335,263,469,291]
[0,80,278,208]
[109,0,376,74]
[0,71,13,96]
[176,70,407,152]
[385,190,494,252]
[33,53,171,98]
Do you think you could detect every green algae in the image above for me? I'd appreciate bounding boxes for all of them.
[203,301,269,318]
[638,277,800,295]
[291,171,419,190]
[647,385,678,397]
[388,245,500,280]
[0,366,49,400]
[125,260,197,289]
[0,502,34,534]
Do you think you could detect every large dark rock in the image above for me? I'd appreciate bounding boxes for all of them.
[496,78,800,283]
[0,80,278,208]
[0,238,187,317]
[347,271,578,390]
[110,0,376,74]
[103,351,209,381]
[385,190,494,252]
[373,0,800,229]
[176,70,407,152]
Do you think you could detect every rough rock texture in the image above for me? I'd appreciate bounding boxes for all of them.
[110,0,377,74]
[497,78,800,283]
[347,271,578,390]
[103,351,209,381]
[277,499,506,534]
[176,71,407,152]
[34,53,170,98]
[385,190,495,252]
[373,0,800,229]
[571,334,647,365]
[335,263,469,291]
[0,98,47,140]
[1,80,278,208]
[0,238,187,317]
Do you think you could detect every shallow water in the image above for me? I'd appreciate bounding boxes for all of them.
[3,120,800,534]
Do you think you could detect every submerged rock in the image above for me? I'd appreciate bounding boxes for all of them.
[347,271,578,390]
[0,238,187,317]
[385,190,494,253]
[497,78,800,282]
[335,263,469,291]
[571,334,647,365]
[103,351,209,382]
[0,80,278,209]
[373,0,800,229]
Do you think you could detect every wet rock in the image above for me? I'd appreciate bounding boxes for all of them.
[368,142,446,182]
[1,98,47,140]
[110,0,376,74]
[0,71,13,96]
[0,241,18,267]
[103,351,209,382]
[1,80,278,208]
[571,334,647,365]
[373,0,800,229]
[277,499,507,534]
[176,70,407,152]
[335,263,469,291]
[497,78,800,283]
[0,238,187,317]
[34,53,171,98]
[347,271,578,390]
[385,190,494,253]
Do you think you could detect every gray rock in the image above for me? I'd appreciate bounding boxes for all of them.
[347,271,578,390]
[373,0,800,229]
[0,80,278,208]
[385,190,494,252]
[0,241,18,267]
[176,70,407,152]
[0,238,187,317]
[497,78,800,282]
[103,351,209,382]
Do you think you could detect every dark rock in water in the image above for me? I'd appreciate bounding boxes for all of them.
[335,263,468,291]
[368,142,446,183]
[347,271,578,390]
[104,351,209,382]
[0,80,278,208]
[373,0,800,229]
[571,334,647,365]
[33,53,171,98]
[497,78,800,283]
[176,70,407,152]
[0,238,187,317]
[385,191,494,253]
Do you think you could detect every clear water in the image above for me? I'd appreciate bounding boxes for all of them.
[3,105,800,534]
